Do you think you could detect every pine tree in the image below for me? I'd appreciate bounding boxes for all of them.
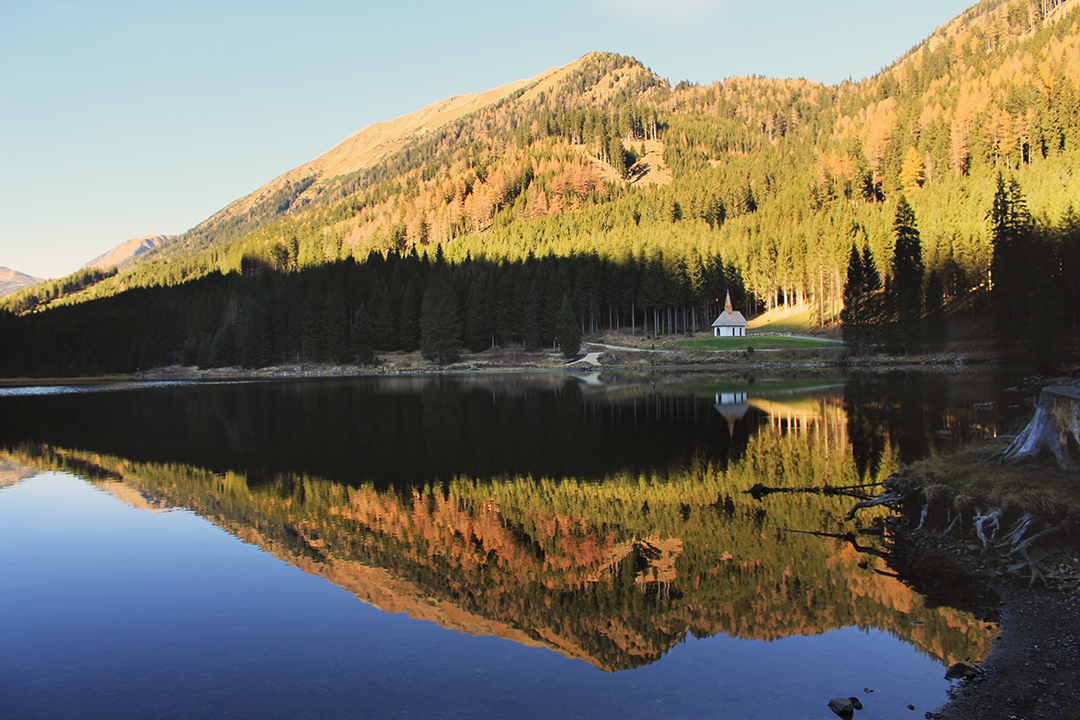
[351,303,375,365]
[890,195,924,353]
[841,243,883,356]
[989,173,1033,345]
[420,272,462,364]
[555,295,582,359]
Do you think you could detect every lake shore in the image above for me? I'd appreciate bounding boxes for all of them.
[4,346,1077,719]
[888,522,1080,720]
[874,381,1080,720]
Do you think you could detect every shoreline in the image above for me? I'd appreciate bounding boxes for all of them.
[0,336,1001,387]
[887,523,1080,720]
[5,350,1077,718]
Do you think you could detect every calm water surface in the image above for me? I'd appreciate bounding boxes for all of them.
[0,371,1022,719]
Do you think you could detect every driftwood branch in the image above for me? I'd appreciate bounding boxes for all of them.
[746,481,883,500]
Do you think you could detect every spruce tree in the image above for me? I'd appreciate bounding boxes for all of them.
[555,295,582,359]
[924,269,947,349]
[351,303,375,365]
[324,277,350,363]
[989,173,1032,345]
[465,272,491,352]
[398,278,422,352]
[841,243,883,356]
[890,195,924,353]
[841,243,867,355]
[420,272,462,364]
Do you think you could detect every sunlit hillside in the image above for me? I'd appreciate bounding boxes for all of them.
[2,0,1078,375]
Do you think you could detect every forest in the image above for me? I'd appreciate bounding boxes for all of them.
[3,0,1079,374]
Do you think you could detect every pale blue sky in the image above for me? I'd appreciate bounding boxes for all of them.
[1,0,974,279]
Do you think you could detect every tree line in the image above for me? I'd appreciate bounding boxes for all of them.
[0,246,742,376]
[840,174,1080,368]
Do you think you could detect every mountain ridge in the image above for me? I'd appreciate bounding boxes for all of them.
[82,234,172,271]
[0,267,44,297]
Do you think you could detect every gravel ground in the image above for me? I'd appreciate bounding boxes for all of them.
[935,582,1080,720]
[887,523,1080,720]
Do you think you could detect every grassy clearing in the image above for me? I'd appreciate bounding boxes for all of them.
[676,336,841,350]
[747,305,828,334]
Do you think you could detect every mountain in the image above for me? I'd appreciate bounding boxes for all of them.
[82,234,172,271]
[3,0,1079,374]
[167,53,666,257]
[0,267,44,297]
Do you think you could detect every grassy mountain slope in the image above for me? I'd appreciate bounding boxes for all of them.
[3,0,1079,373]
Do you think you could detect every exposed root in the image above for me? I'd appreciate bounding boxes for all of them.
[915,503,929,532]
[974,508,1003,548]
[942,510,961,536]
[1012,519,1069,556]
[998,513,1035,549]
[846,491,903,521]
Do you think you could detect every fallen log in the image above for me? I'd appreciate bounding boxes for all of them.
[996,386,1080,471]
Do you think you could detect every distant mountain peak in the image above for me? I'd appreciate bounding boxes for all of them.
[82,234,172,271]
[0,266,45,297]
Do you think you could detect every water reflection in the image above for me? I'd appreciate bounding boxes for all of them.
[0,371,1010,682]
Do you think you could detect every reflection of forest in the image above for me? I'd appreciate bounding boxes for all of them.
[0,373,1012,672]
[4,399,996,672]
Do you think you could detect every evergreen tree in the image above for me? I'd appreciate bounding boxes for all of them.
[923,269,947,349]
[465,272,492,352]
[841,243,867,355]
[420,272,462,364]
[608,135,628,179]
[371,280,397,350]
[989,173,1033,346]
[890,195,924,353]
[208,324,236,367]
[324,277,350,363]
[236,295,271,368]
[523,273,544,349]
[555,295,582,359]
[300,292,325,362]
[841,243,882,355]
[398,277,422,352]
[351,303,375,365]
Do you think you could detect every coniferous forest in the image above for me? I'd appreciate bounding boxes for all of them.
[3,0,1080,375]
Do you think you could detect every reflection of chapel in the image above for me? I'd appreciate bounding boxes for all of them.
[710,292,747,337]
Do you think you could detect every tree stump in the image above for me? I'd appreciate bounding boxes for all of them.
[998,386,1080,471]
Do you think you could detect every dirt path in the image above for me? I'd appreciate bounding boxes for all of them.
[565,351,603,367]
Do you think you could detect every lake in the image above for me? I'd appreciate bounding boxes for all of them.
[0,369,1024,719]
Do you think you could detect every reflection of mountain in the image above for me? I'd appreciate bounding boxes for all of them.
[0,457,40,489]
[0,374,1010,672]
[5,418,996,673]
